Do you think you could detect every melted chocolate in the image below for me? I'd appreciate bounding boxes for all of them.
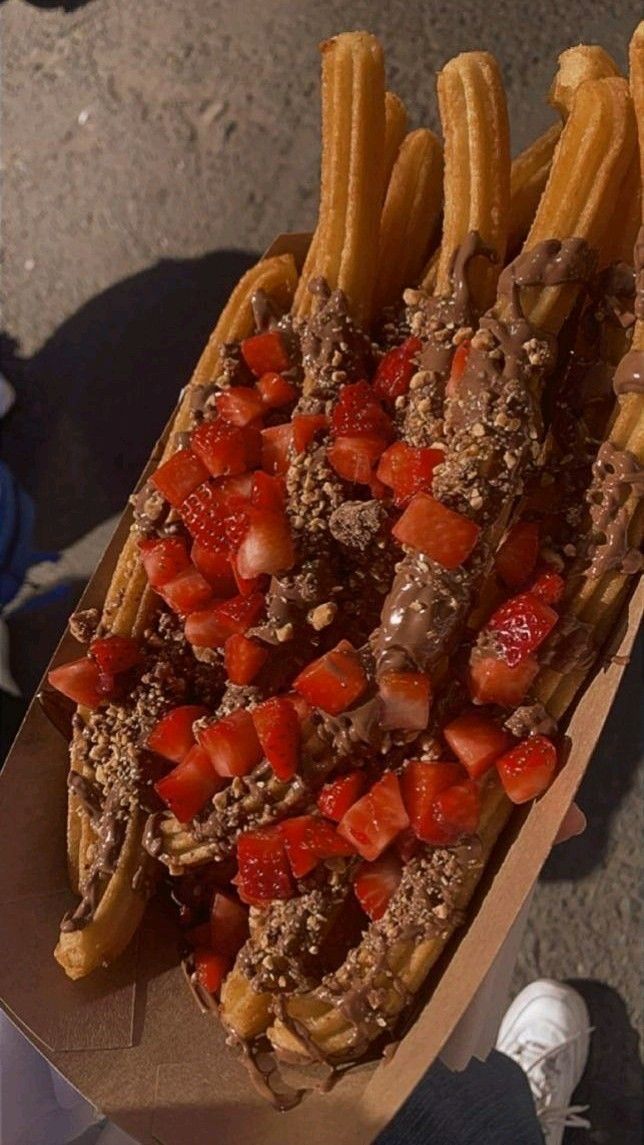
[586,441,644,578]
[300,278,373,394]
[613,349,644,396]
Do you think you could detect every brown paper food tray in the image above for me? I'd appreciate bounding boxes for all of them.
[0,234,642,1145]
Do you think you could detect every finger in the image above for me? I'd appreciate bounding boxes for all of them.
[554,802,587,844]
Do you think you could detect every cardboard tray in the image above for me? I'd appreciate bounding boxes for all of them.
[0,234,642,1144]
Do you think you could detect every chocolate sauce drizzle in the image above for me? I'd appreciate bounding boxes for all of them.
[586,441,644,578]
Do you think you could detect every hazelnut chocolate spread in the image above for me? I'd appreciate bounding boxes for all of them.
[585,440,644,578]
[299,278,374,396]
[504,703,557,739]
[612,228,644,396]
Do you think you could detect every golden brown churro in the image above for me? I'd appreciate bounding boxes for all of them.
[383,90,408,184]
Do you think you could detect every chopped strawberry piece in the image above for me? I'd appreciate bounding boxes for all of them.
[330,381,392,439]
[147,704,209,763]
[376,442,444,505]
[194,948,230,995]
[48,657,107,708]
[224,634,268,686]
[327,434,388,484]
[495,521,540,589]
[241,331,290,377]
[528,567,565,605]
[317,772,367,822]
[179,481,250,553]
[139,536,191,588]
[394,828,420,863]
[231,561,269,598]
[89,635,141,675]
[487,592,558,667]
[191,419,261,478]
[190,543,237,596]
[257,371,298,408]
[373,337,422,403]
[261,424,294,475]
[392,494,480,569]
[215,472,255,500]
[155,744,224,823]
[446,339,471,398]
[251,471,286,512]
[353,851,403,921]
[292,413,328,453]
[216,386,265,427]
[210,892,249,959]
[422,780,481,845]
[160,565,214,616]
[235,507,295,579]
[198,709,262,778]
[286,690,312,724]
[338,772,410,862]
[150,449,209,508]
[251,697,301,780]
[185,592,265,648]
[280,815,355,879]
[236,827,294,904]
[294,640,367,715]
[379,671,432,731]
[496,735,557,804]
[469,653,539,708]
[401,761,465,842]
[444,709,513,779]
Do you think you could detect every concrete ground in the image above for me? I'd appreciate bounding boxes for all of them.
[2,1,642,1140]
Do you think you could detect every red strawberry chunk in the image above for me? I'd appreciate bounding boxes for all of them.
[150,449,209,508]
[192,419,262,478]
[257,372,298,408]
[338,772,410,861]
[241,331,290,377]
[422,780,481,845]
[401,760,465,842]
[317,771,367,822]
[210,892,249,959]
[353,851,403,921]
[155,744,224,823]
[231,561,268,598]
[179,481,250,553]
[236,827,294,904]
[446,339,471,398]
[280,815,355,879]
[224,633,268,686]
[331,381,393,439]
[373,337,422,403]
[392,494,480,569]
[327,434,388,484]
[376,442,444,505]
[235,507,295,579]
[379,670,432,732]
[251,471,286,512]
[292,413,328,453]
[251,697,301,780]
[495,521,540,589]
[194,948,230,995]
[198,709,262,778]
[261,424,294,475]
[160,565,214,616]
[216,386,265,427]
[89,635,141,675]
[444,709,513,779]
[139,536,191,588]
[528,567,565,605]
[48,657,107,708]
[487,592,558,667]
[469,653,539,708]
[294,640,367,715]
[185,592,265,648]
[147,704,209,763]
[496,735,557,804]
[190,543,237,596]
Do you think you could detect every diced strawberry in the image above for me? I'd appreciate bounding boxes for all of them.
[184,592,265,648]
[353,851,403,921]
[236,827,294,904]
[257,371,298,408]
[379,671,432,732]
[261,424,294,475]
[215,472,255,500]
[191,419,261,478]
[194,948,230,995]
[190,543,237,596]
[48,657,107,708]
[210,892,249,959]
[330,381,392,439]
[494,522,540,589]
[160,565,214,616]
[224,633,268,685]
[147,704,210,763]
[443,709,513,779]
[235,508,295,579]
[179,481,250,553]
[487,592,558,667]
[280,815,355,879]
[469,654,539,708]
[241,331,290,377]
[392,494,480,569]
[528,567,565,605]
[155,745,224,823]
[327,435,388,484]
[337,772,410,862]
[216,386,265,427]
[198,709,262,778]
[294,641,367,715]
[231,561,268,598]
[401,760,465,842]
[376,442,444,505]
[286,690,312,724]
[446,339,471,398]
[372,337,422,404]
[251,471,286,512]
[139,536,191,588]
[422,780,481,845]
[317,772,367,822]
[496,735,557,804]
[292,413,328,453]
[89,635,141,675]
[150,449,209,508]
[394,828,420,863]
[251,697,301,780]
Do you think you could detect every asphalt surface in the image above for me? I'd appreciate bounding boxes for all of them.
[2,2,642,1140]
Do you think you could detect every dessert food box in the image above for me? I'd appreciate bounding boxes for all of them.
[0,235,641,1144]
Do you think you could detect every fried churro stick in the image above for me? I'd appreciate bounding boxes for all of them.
[549,44,620,118]
[506,125,561,257]
[384,90,408,184]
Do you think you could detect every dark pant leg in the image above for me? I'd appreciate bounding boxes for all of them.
[376,1050,543,1145]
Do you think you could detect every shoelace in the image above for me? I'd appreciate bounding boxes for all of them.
[514,1030,592,1135]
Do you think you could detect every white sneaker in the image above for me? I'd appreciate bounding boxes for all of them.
[496,979,592,1145]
